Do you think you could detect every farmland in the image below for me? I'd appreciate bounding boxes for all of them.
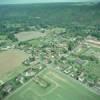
[15,31,46,42]
[0,49,29,80]
[6,68,100,100]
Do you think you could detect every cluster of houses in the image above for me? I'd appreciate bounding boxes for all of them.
[55,57,100,90]
[56,64,86,83]
[21,34,100,93]
[0,65,45,99]
[23,56,35,66]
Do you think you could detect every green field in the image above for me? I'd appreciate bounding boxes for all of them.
[15,31,46,42]
[6,68,100,100]
[0,49,29,81]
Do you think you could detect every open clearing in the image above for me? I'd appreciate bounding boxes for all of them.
[0,49,29,79]
[6,68,100,100]
[15,31,46,41]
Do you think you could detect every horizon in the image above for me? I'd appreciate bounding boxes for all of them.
[0,0,99,5]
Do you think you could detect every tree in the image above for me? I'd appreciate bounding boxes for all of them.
[68,41,75,51]
[7,33,18,42]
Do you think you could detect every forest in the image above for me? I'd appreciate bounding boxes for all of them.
[0,2,100,40]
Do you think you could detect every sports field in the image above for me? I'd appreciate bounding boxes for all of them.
[15,31,46,42]
[6,68,100,100]
[0,49,29,79]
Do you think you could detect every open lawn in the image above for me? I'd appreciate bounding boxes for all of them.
[0,49,29,80]
[6,68,100,100]
[15,31,46,42]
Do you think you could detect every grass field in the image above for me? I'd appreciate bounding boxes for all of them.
[15,31,46,42]
[0,49,29,80]
[6,68,100,100]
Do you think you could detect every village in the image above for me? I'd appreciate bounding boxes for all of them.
[0,29,100,99]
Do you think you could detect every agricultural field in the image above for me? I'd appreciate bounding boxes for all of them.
[15,31,46,42]
[0,49,29,80]
[5,68,100,100]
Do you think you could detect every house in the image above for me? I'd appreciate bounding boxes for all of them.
[24,68,36,77]
[2,84,13,94]
[78,72,85,82]
[23,59,30,66]
[33,65,44,71]
[63,66,72,74]
[64,69,71,74]
[16,74,25,84]
[75,58,86,65]
[95,79,100,89]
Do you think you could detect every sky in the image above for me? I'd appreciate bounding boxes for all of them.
[0,0,99,4]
